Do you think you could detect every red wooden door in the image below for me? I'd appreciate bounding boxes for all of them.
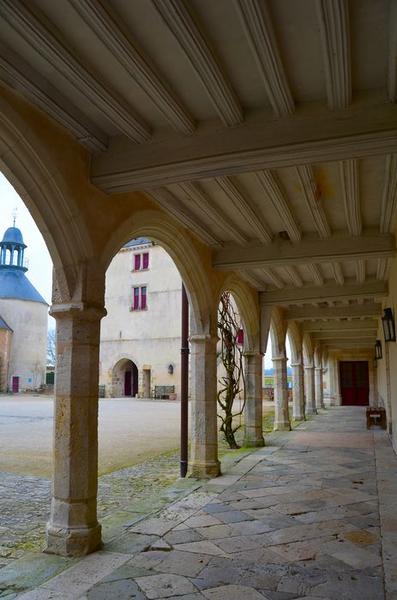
[339,361,369,406]
[124,370,132,396]
[12,376,19,393]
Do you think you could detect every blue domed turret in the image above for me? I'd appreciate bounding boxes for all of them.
[0,222,47,305]
[1,227,26,247]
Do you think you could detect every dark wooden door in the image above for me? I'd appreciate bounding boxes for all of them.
[339,361,369,406]
[132,363,138,397]
[124,370,132,396]
[12,376,19,393]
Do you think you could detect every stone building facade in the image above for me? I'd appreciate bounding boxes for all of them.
[0,225,48,392]
[99,239,182,399]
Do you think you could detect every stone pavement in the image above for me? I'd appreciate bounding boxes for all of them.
[0,406,396,599]
[0,452,180,563]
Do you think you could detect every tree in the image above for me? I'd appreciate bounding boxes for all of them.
[217,292,245,449]
[47,328,56,366]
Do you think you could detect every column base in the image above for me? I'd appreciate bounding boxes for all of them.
[45,523,102,557]
[190,460,221,479]
[293,415,305,421]
[306,408,318,416]
[244,435,265,448]
[273,421,291,431]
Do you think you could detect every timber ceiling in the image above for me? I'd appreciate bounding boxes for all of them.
[0,0,396,348]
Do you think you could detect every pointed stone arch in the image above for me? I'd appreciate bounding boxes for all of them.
[270,307,287,358]
[287,321,303,363]
[0,92,93,301]
[303,332,315,366]
[100,208,214,336]
[215,274,260,352]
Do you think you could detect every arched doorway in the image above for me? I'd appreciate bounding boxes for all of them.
[112,359,138,397]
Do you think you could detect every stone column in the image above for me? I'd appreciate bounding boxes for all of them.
[244,351,265,447]
[291,361,305,421]
[304,365,317,415]
[273,355,291,431]
[46,303,105,557]
[315,366,325,410]
[190,334,221,478]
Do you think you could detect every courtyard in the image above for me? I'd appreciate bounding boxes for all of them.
[0,395,181,478]
[0,406,395,598]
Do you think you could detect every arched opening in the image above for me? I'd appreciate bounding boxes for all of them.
[0,173,55,558]
[111,358,139,397]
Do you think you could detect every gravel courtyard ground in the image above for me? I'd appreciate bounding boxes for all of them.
[0,395,181,477]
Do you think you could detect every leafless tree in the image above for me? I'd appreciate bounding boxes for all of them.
[47,328,56,366]
[217,292,245,449]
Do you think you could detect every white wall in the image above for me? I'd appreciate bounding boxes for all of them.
[100,242,182,398]
[376,256,397,451]
[0,298,47,391]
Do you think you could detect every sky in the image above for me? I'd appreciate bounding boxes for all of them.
[0,173,54,326]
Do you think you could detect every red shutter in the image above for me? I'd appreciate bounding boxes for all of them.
[134,254,141,270]
[142,252,149,269]
[141,286,147,309]
[237,328,244,345]
[133,287,139,309]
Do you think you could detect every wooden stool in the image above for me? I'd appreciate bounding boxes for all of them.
[366,406,387,429]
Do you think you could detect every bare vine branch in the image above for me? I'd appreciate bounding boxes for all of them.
[217,292,245,449]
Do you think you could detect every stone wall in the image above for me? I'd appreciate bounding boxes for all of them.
[0,299,47,391]
[0,328,12,392]
[99,243,182,398]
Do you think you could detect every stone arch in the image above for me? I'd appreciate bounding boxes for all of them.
[215,274,260,352]
[100,209,213,336]
[287,321,303,363]
[111,357,139,397]
[303,333,314,367]
[0,93,93,301]
[314,344,323,368]
[270,307,287,358]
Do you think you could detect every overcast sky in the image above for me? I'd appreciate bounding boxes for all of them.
[0,173,53,319]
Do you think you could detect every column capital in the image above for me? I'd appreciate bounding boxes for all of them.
[189,333,219,345]
[290,361,303,368]
[50,302,106,321]
[272,355,287,362]
[243,350,263,358]
[304,364,314,370]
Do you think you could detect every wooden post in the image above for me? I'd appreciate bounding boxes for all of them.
[180,283,189,477]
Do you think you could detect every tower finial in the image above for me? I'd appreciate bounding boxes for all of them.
[12,207,17,228]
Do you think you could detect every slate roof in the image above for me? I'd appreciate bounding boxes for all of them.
[124,237,152,248]
[0,267,48,305]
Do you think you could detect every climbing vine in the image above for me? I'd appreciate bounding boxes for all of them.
[217,292,245,449]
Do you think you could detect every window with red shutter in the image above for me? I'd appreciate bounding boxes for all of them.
[141,286,147,309]
[133,287,140,309]
[134,254,141,271]
[142,252,149,269]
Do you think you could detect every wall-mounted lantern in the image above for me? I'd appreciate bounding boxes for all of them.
[375,339,383,360]
[168,364,174,375]
[382,308,396,342]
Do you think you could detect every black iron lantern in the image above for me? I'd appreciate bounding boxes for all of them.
[375,339,383,360]
[168,363,174,375]
[382,308,396,342]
